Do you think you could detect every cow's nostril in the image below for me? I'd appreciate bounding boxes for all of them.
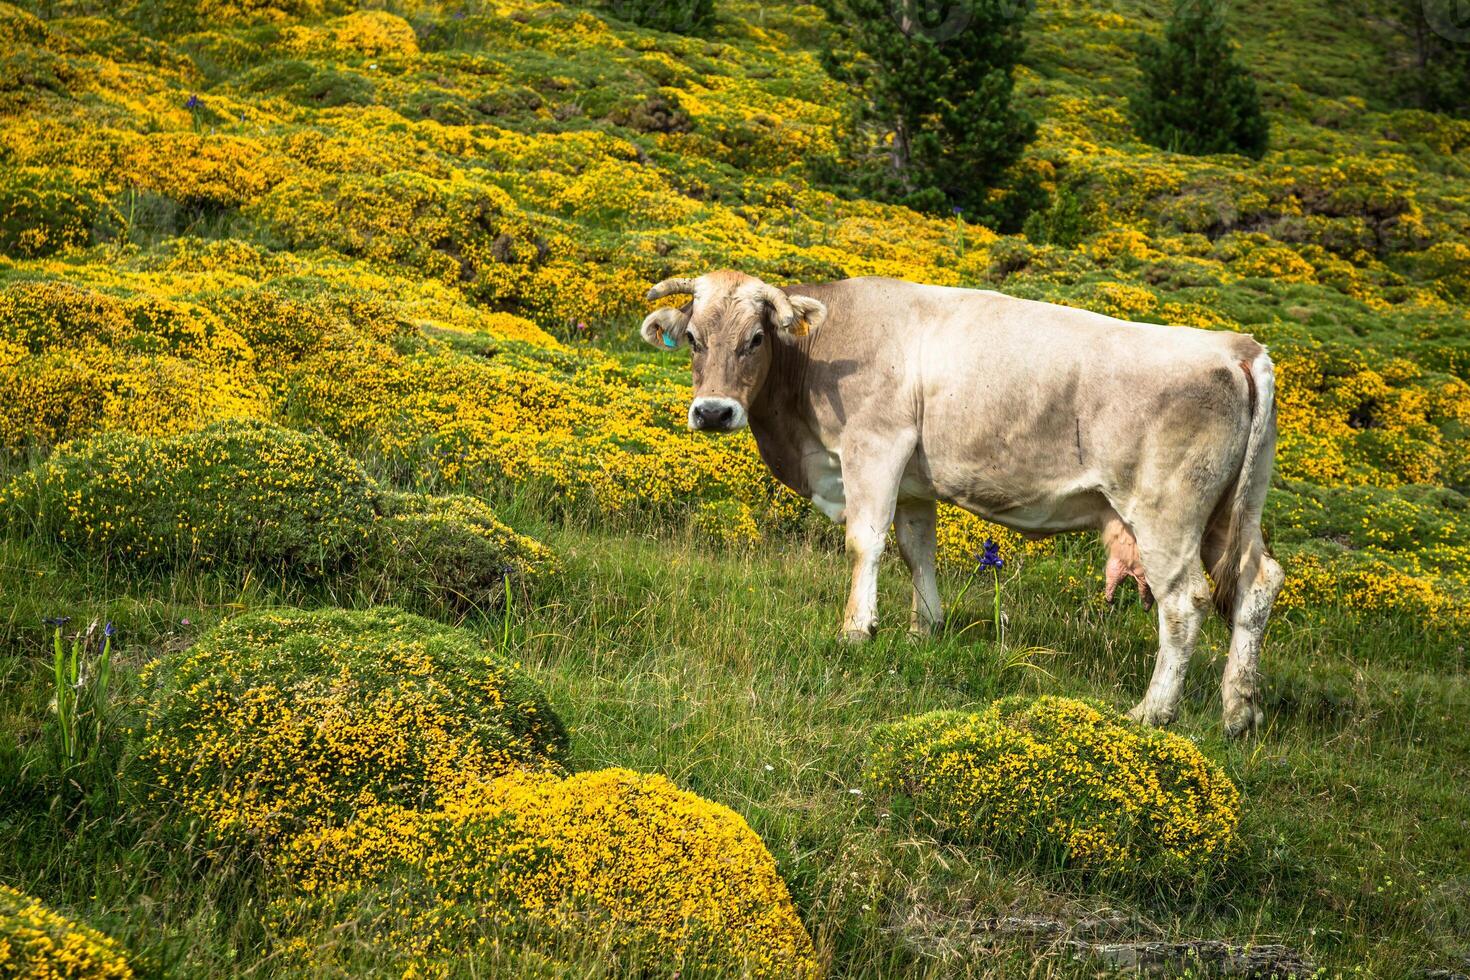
[693,402,733,429]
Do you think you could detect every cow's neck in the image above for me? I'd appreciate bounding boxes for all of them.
[747,333,822,498]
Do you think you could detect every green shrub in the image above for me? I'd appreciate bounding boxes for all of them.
[0,884,134,979]
[2,420,377,575]
[1,421,556,609]
[372,492,558,611]
[0,168,116,257]
[867,696,1241,880]
[235,59,377,108]
[1022,182,1092,248]
[138,606,568,849]
[604,0,715,34]
[1129,0,1269,159]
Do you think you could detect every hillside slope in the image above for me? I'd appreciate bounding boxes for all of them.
[2,0,1469,976]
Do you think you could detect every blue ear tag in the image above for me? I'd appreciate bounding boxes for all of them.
[663,333,677,349]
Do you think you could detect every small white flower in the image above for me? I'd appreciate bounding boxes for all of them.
[763,764,774,772]
[848,788,862,795]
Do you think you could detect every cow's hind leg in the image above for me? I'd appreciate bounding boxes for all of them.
[1126,524,1212,728]
[1217,532,1285,737]
[894,498,942,636]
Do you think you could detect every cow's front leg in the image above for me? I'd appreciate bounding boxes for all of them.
[838,434,914,643]
[894,498,941,637]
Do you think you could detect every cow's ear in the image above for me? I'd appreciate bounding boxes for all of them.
[641,305,690,350]
[782,295,827,338]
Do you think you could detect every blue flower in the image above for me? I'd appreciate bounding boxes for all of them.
[45,615,71,627]
[184,93,201,110]
[104,622,117,638]
[952,206,963,216]
[977,538,1004,571]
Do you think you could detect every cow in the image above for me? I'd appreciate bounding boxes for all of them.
[640,271,1285,736]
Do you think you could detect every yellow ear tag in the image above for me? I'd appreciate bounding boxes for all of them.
[789,317,810,338]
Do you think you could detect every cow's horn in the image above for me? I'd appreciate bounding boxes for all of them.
[760,283,826,337]
[761,284,798,329]
[646,277,699,301]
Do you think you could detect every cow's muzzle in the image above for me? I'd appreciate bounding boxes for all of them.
[689,396,747,432]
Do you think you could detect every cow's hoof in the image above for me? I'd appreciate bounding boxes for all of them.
[841,627,876,644]
[1223,700,1264,739]
[1126,701,1176,728]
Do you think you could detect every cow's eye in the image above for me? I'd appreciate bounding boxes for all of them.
[748,332,763,350]
[687,334,704,353]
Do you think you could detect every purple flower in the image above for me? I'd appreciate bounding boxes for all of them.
[104,622,117,638]
[45,616,71,627]
[185,93,201,110]
[977,538,1004,571]
[952,206,963,216]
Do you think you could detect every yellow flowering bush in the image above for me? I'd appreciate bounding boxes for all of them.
[374,491,559,610]
[0,279,262,448]
[1228,242,1318,284]
[1,420,557,607]
[0,168,115,258]
[692,498,763,547]
[867,696,1241,880]
[274,768,818,978]
[117,133,286,209]
[247,170,541,290]
[328,10,420,59]
[0,885,133,980]
[139,606,567,849]
[2,420,378,574]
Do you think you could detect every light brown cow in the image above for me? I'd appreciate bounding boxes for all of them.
[641,271,1284,735]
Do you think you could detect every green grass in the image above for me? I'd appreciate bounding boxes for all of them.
[3,508,1467,976]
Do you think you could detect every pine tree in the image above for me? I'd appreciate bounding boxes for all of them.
[607,0,715,34]
[1129,0,1270,159]
[1385,0,1470,117]
[818,0,1037,218]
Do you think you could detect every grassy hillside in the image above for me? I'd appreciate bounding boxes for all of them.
[2,0,1468,976]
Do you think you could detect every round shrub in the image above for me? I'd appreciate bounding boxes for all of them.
[867,696,1240,880]
[0,884,133,979]
[0,167,115,257]
[139,606,567,849]
[373,492,558,610]
[275,768,818,978]
[1,420,377,574]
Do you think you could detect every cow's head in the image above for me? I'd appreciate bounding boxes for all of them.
[639,269,827,432]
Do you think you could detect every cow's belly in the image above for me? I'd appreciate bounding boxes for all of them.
[793,432,1104,535]
[943,487,1109,536]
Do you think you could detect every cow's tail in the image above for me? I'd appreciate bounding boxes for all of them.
[1209,350,1277,618]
